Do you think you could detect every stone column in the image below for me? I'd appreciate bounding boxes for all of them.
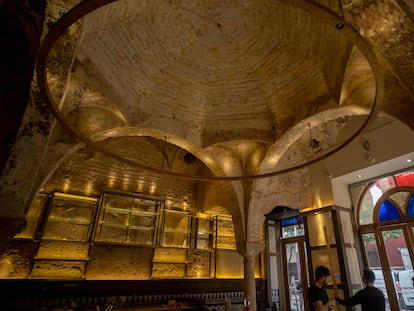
[242,241,264,311]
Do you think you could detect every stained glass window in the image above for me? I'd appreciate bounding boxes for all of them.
[395,171,414,187]
[355,171,414,225]
[378,200,401,222]
[408,193,414,218]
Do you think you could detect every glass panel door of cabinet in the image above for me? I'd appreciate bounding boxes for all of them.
[196,217,212,250]
[95,192,161,245]
[282,238,307,311]
[42,193,97,242]
[161,210,191,248]
[214,216,236,250]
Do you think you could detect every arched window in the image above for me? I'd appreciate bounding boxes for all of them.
[357,171,414,225]
[353,169,414,311]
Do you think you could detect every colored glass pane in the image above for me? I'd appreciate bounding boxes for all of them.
[389,191,409,209]
[378,200,401,222]
[373,177,396,198]
[395,172,414,187]
[359,190,375,225]
[281,216,303,227]
[408,193,414,218]
[281,218,297,227]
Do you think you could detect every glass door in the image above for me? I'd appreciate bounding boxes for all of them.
[361,232,392,311]
[362,226,414,311]
[282,237,307,311]
[381,227,414,311]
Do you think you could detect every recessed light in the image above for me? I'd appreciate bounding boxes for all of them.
[407,159,412,163]
[357,174,363,178]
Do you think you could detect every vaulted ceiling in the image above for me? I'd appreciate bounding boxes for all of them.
[2,0,414,221]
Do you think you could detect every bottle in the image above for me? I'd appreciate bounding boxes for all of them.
[243,295,250,311]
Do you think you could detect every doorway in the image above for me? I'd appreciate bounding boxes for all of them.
[281,237,308,311]
[280,217,308,311]
[355,170,414,311]
[361,225,414,311]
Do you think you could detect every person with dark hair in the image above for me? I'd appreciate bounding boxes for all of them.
[307,265,336,311]
[336,268,385,311]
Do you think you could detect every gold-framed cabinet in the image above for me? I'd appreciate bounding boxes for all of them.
[4,190,246,280]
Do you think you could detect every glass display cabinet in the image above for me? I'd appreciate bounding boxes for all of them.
[214,215,236,250]
[94,192,163,245]
[42,193,97,241]
[31,193,98,279]
[161,209,191,248]
[195,215,213,250]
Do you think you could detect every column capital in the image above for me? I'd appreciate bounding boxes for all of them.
[240,241,264,260]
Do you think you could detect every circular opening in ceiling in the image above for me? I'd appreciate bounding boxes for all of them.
[37,0,383,181]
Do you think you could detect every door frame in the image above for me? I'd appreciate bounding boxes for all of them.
[281,236,309,311]
[361,222,414,310]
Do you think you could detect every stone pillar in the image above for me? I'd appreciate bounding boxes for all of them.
[242,241,264,311]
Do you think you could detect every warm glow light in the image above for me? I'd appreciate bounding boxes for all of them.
[407,159,412,163]
[137,180,144,192]
[63,179,71,192]
[267,154,280,166]
[149,182,156,194]
[122,177,130,190]
[107,171,117,187]
[54,192,98,201]
[85,182,93,196]
[221,158,233,174]
[357,174,363,178]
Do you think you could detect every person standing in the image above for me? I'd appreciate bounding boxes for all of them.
[336,268,385,311]
[307,265,336,311]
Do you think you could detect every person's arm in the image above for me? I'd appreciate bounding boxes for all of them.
[312,299,336,311]
[336,290,362,307]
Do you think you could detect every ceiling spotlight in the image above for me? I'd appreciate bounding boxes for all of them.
[407,159,413,163]
[357,174,363,178]
[336,22,345,29]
